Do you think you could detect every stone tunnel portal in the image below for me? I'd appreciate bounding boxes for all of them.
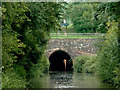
[49,50,73,71]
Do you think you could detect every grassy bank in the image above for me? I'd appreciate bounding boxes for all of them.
[50,33,101,39]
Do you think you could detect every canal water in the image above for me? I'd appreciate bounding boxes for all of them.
[30,71,110,88]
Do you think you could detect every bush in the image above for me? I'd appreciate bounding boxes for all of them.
[73,55,97,73]
[73,55,86,73]
[2,71,26,88]
[96,21,119,87]
[83,55,97,73]
[13,65,26,79]
[30,56,50,78]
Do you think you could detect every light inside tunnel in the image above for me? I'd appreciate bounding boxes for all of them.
[49,50,73,71]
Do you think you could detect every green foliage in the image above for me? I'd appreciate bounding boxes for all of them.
[2,71,26,88]
[2,2,119,88]
[16,2,62,72]
[13,65,26,79]
[83,55,97,73]
[73,55,86,73]
[2,2,27,72]
[64,2,120,33]
[2,31,25,71]
[2,1,62,70]
[73,55,97,73]
[113,67,120,88]
[93,2,120,33]
[67,3,96,33]
[96,21,119,87]
[94,2,120,88]
[30,56,50,78]
[2,2,62,88]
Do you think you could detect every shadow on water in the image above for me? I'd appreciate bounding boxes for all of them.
[29,71,112,88]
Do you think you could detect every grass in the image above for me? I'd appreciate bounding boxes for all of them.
[50,24,102,39]
[51,36,98,39]
[50,33,100,39]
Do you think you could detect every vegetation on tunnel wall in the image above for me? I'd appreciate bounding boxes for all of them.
[2,2,62,88]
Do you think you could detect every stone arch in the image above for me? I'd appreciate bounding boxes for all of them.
[49,50,73,71]
[47,48,69,58]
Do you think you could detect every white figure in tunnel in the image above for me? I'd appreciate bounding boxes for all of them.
[64,59,67,72]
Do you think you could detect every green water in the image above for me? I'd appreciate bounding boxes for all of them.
[30,71,111,88]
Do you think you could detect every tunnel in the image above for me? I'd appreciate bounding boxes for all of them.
[49,50,73,71]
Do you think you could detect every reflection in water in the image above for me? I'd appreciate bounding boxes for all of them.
[30,71,110,88]
[49,71,74,88]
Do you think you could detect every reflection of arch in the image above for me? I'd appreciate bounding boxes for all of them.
[49,50,73,71]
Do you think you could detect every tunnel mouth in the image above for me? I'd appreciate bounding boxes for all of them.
[49,50,73,71]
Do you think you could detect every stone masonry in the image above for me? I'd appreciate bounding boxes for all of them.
[46,39,98,59]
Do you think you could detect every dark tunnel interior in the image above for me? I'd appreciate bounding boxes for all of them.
[49,50,73,71]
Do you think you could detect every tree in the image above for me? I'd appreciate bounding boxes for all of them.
[2,2,63,88]
[96,2,120,87]
[67,2,96,33]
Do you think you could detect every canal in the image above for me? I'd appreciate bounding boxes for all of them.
[30,71,110,88]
